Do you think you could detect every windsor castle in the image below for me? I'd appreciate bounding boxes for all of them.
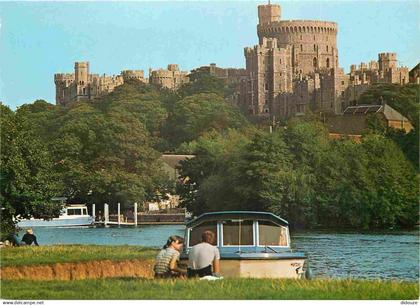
[55,3,417,121]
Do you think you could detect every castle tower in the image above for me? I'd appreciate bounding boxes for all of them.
[378,53,397,72]
[258,3,281,25]
[75,62,89,85]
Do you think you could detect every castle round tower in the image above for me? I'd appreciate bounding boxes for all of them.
[75,62,89,85]
[257,4,338,75]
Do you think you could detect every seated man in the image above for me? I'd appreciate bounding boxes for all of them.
[187,230,220,278]
[21,228,39,246]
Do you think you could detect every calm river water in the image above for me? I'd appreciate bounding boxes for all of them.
[28,225,418,281]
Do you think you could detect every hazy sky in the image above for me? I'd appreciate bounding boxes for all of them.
[0,1,419,109]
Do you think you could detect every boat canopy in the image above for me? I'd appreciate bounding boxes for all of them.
[186,211,289,228]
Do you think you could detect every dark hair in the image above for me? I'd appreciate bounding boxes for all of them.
[201,230,215,244]
[163,235,184,249]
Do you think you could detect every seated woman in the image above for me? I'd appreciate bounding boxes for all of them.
[187,230,220,278]
[21,228,39,246]
[154,235,186,279]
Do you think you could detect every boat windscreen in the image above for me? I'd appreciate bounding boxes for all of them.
[258,220,288,246]
[189,221,217,246]
[67,209,82,215]
[222,219,253,246]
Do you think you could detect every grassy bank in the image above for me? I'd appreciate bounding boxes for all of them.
[1,278,418,300]
[1,245,418,300]
[0,245,157,267]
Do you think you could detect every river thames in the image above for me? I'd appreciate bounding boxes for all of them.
[26,225,419,281]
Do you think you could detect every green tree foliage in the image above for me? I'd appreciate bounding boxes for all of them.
[178,72,235,98]
[162,93,250,149]
[50,100,167,209]
[98,80,168,139]
[176,129,252,215]
[0,104,62,237]
[178,119,419,229]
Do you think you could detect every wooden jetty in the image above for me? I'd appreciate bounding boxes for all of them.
[92,203,186,227]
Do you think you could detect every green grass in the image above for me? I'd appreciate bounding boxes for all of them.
[1,278,418,300]
[0,245,157,267]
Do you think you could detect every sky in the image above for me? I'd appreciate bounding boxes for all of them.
[0,0,419,109]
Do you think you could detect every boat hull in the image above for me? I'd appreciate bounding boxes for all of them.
[180,257,306,279]
[17,216,94,227]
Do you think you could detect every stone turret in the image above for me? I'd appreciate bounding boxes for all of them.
[75,62,89,85]
[378,53,397,72]
[258,4,281,25]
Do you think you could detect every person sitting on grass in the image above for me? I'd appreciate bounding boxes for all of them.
[187,230,220,278]
[154,235,186,279]
[21,228,39,246]
[7,228,23,246]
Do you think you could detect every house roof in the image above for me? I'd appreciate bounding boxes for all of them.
[186,211,289,227]
[326,104,411,136]
[343,105,382,115]
[382,104,410,122]
[409,63,419,75]
[343,104,410,122]
[161,154,195,170]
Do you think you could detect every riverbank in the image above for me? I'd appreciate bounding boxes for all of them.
[0,245,418,300]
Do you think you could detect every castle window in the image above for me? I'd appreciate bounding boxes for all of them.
[326,58,330,68]
[313,57,318,68]
[300,44,303,52]
[326,45,329,52]
[300,35,302,40]
[313,35,315,41]
[314,44,316,51]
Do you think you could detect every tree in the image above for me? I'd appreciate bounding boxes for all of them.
[162,93,249,148]
[178,72,235,99]
[0,104,61,238]
[176,129,251,215]
[358,135,418,228]
[50,101,167,209]
[98,81,168,139]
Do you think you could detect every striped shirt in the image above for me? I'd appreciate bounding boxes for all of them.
[154,248,180,275]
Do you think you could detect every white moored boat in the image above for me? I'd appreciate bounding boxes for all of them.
[180,211,311,279]
[16,204,94,227]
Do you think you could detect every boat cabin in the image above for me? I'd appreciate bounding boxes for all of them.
[65,205,89,216]
[184,211,291,254]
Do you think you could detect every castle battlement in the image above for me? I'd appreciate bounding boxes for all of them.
[149,64,189,90]
[54,61,145,105]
